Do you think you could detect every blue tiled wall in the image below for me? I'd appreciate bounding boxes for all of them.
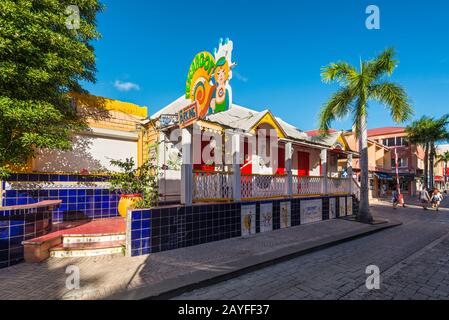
[2,173,119,222]
[127,195,358,257]
[0,206,53,269]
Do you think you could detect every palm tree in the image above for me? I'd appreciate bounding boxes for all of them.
[428,116,449,189]
[406,116,432,189]
[319,48,413,223]
[407,115,449,189]
[436,150,449,189]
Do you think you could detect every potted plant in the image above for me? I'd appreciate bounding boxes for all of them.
[109,158,159,217]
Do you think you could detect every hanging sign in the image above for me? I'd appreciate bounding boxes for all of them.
[178,101,199,129]
[185,38,234,119]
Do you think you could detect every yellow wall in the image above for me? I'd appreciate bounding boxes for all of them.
[22,93,149,173]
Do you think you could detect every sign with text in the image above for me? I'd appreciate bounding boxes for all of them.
[178,101,198,129]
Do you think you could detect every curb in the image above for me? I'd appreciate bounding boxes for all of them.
[108,220,402,300]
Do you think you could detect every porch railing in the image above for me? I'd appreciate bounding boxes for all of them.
[327,177,351,194]
[241,174,288,200]
[292,175,324,196]
[192,170,355,202]
[193,170,233,201]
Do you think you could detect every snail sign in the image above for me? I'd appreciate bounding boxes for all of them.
[184,38,235,121]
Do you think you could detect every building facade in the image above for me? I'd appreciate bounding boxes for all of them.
[367,127,425,196]
[343,132,392,199]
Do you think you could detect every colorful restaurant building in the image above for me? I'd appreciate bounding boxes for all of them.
[0,39,360,268]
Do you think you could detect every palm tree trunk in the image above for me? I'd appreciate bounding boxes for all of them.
[444,161,447,188]
[424,143,429,189]
[444,161,447,190]
[429,142,435,189]
[357,113,373,223]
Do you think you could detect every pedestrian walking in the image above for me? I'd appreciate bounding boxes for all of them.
[431,188,443,211]
[420,187,431,210]
[392,188,400,209]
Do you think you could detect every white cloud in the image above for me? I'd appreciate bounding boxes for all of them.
[114,80,140,91]
[233,71,248,83]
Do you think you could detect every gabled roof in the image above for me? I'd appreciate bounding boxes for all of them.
[151,95,189,119]
[310,131,344,148]
[151,95,308,141]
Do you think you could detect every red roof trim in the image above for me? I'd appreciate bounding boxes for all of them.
[367,127,406,137]
[305,128,338,137]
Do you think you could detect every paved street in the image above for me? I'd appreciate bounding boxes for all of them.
[174,197,449,300]
[0,203,393,300]
[1,197,448,300]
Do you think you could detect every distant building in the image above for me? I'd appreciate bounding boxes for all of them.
[367,127,425,196]
[343,132,392,199]
[434,144,449,190]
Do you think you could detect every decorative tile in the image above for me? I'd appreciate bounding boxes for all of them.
[300,199,323,224]
[241,204,256,237]
[280,201,291,228]
[260,203,273,233]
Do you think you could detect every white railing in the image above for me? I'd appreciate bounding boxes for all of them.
[192,171,355,202]
[327,177,351,194]
[241,174,288,199]
[193,170,233,201]
[292,176,324,196]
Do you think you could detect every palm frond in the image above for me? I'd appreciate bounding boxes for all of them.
[321,62,359,85]
[318,87,355,134]
[365,47,397,81]
[370,82,413,123]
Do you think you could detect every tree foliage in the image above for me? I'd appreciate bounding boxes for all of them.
[0,0,103,176]
[319,48,412,222]
[406,115,449,188]
[319,48,413,136]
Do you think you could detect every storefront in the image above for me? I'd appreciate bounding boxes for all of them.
[373,172,393,197]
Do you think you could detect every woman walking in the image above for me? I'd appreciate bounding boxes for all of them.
[432,188,444,211]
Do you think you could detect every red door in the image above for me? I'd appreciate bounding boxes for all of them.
[276,147,285,174]
[297,151,310,176]
[193,138,215,171]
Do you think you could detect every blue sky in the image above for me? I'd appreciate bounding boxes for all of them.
[84,0,449,132]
